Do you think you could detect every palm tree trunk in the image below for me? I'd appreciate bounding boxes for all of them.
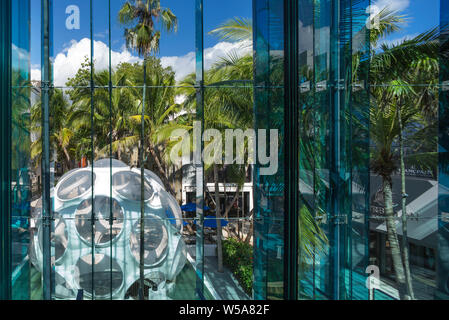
[244,209,253,244]
[397,105,415,299]
[148,145,176,195]
[382,177,410,300]
[223,185,241,238]
[214,164,224,273]
[62,146,71,170]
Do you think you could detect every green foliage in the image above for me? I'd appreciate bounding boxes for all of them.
[208,17,252,44]
[118,0,177,57]
[222,238,253,295]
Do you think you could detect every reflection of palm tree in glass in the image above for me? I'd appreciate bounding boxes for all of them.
[352,7,441,299]
[201,17,329,276]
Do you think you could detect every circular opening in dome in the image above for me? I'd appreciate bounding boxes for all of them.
[74,254,123,298]
[94,158,128,168]
[38,212,68,263]
[74,196,124,245]
[125,271,166,300]
[57,171,94,201]
[112,171,153,201]
[129,216,168,266]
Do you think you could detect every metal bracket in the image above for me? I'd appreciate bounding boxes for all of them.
[41,215,55,227]
[352,81,365,92]
[106,216,117,225]
[335,79,345,91]
[194,80,204,91]
[40,81,52,91]
[316,80,327,92]
[331,214,348,225]
[442,80,449,92]
[300,81,310,93]
[88,217,99,224]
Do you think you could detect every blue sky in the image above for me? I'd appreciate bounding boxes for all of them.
[30,0,253,84]
[375,0,440,45]
[28,0,440,85]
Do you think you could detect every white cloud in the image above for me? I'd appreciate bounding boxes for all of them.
[12,44,29,63]
[160,51,195,82]
[53,38,141,87]
[40,38,251,86]
[373,0,410,12]
[161,40,252,81]
[31,69,41,82]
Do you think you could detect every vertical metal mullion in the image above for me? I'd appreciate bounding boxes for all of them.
[311,0,317,300]
[437,0,449,300]
[89,0,95,301]
[108,0,113,301]
[194,0,205,300]
[283,0,299,300]
[346,0,354,300]
[330,0,341,300]
[139,36,148,303]
[0,0,12,301]
[41,0,52,301]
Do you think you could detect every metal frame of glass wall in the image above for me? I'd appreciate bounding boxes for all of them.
[1,0,209,300]
[253,0,449,300]
[0,0,13,301]
[2,0,449,300]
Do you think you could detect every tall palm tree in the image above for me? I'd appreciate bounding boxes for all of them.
[367,18,440,299]
[213,9,440,299]
[177,18,328,276]
[120,2,177,298]
[31,89,75,172]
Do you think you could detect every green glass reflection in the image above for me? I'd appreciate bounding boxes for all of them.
[253,0,285,300]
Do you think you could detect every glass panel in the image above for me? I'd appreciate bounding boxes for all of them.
[200,86,254,300]
[438,0,449,300]
[311,0,332,300]
[297,0,371,301]
[253,0,284,300]
[202,7,255,300]
[203,0,253,85]
[298,0,322,300]
[10,0,37,300]
[8,0,449,302]
[368,0,441,300]
[349,0,370,301]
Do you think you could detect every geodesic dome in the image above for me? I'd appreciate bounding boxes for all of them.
[30,159,186,300]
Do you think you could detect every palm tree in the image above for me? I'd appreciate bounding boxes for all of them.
[362,11,440,299]
[66,60,140,161]
[170,51,254,272]
[118,2,177,298]
[215,10,440,299]
[208,17,252,45]
[116,59,180,194]
[31,89,75,172]
[328,5,441,299]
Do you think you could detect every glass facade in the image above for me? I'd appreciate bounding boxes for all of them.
[0,0,448,300]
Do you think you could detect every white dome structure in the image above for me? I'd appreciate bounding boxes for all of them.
[30,159,186,300]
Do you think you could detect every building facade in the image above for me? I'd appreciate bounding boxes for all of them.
[1,0,449,300]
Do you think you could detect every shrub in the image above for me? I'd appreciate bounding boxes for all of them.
[222,238,253,296]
